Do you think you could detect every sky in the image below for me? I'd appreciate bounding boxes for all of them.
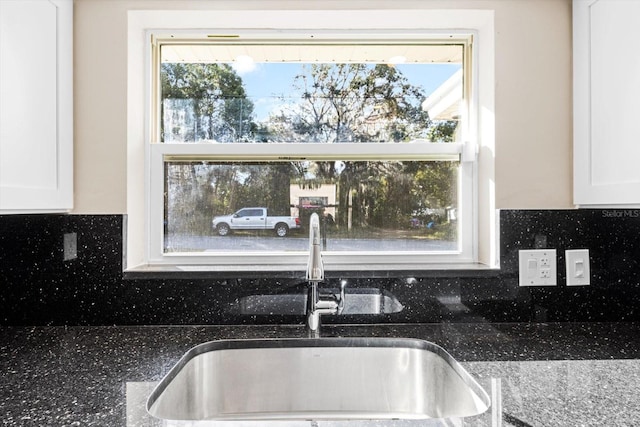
[232,62,461,121]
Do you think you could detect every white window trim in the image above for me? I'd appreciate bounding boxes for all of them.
[127,8,496,272]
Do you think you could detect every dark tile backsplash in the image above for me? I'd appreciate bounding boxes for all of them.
[1,210,639,325]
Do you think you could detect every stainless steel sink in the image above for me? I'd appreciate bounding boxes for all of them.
[147,337,490,421]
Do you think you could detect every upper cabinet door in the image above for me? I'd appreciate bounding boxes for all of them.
[573,0,640,207]
[0,0,73,212]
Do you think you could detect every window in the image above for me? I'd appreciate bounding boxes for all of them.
[127,9,496,272]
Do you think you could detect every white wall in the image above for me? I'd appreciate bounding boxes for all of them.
[73,0,573,213]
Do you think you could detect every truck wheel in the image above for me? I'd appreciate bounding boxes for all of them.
[217,223,231,236]
[274,223,289,237]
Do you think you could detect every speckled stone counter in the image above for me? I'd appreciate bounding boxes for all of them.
[2,322,640,426]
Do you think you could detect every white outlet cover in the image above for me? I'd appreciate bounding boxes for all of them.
[518,249,557,286]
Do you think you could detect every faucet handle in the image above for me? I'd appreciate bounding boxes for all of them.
[337,279,347,314]
[307,251,324,282]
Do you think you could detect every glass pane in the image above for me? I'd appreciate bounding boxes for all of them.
[164,160,459,253]
[159,47,463,143]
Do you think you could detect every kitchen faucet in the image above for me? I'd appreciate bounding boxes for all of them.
[306,213,345,333]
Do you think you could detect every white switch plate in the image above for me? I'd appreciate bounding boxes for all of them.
[565,249,590,286]
[518,249,557,286]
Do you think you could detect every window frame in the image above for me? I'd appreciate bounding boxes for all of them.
[126,8,496,273]
[149,142,471,268]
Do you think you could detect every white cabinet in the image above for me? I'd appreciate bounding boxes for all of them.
[0,0,73,212]
[573,0,640,206]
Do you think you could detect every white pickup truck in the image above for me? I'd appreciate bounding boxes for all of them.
[212,207,301,237]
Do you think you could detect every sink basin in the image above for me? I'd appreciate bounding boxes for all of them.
[147,337,490,421]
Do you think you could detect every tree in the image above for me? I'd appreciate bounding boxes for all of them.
[161,63,261,236]
[264,63,441,229]
[160,63,256,142]
[278,63,429,143]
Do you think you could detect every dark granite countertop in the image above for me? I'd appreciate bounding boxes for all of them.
[2,322,640,426]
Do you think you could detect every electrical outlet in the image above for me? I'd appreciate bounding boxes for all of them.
[63,232,77,261]
[518,249,557,286]
[566,249,590,286]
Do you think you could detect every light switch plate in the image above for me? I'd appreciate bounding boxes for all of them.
[566,249,590,286]
[518,249,557,286]
[63,232,77,261]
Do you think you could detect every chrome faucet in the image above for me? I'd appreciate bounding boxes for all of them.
[306,213,345,333]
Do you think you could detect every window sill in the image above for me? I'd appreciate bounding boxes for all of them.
[123,263,500,280]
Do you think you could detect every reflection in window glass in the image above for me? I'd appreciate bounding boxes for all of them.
[164,160,459,253]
